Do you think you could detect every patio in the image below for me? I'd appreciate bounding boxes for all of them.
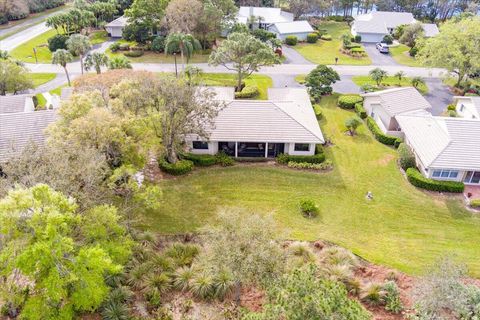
[465,185,480,200]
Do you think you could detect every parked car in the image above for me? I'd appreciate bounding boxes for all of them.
[376,43,389,53]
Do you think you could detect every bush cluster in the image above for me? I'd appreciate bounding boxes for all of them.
[338,95,363,109]
[406,168,464,193]
[313,105,323,119]
[151,36,165,53]
[48,34,69,52]
[285,35,298,46]
[234,86,259,99]
[276,153,325,165]
[382,35,393,44]
[288,160,332,171]
[320,34,332,41]
[215,151,235,166]
[109,42,120,52]
[299,199,319,218]
[398,143,416,170]
[354,103,367,119]
[366,117,399,146]
[181,153,217,166]
[470,199,480,208]
[307,33,318,43]
[124,50,144,58]
[158,159,194,175]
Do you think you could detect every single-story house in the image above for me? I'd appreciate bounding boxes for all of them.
[396,114,480,185]
[185,87,324,158]
[0,94,35,114]
[362,87,432,137]
[105,16,128,38]
[351,11,439,43]
[268,21,314,41]
[0,110,57,162]
[237,6,294,30]
[453,96,480,119]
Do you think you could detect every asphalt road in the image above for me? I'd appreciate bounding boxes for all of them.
[0,22,50,51]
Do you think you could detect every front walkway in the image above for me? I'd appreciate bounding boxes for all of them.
[465,185,480,200]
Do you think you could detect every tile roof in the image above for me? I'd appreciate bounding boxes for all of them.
[362,87,432,116]
[271,21,314,34]
[396,114,480,171]
[105,16,128,28]
[353,11,416,34]
[0,94,33,114]
[237,7,294,24]
[0,110,57,162]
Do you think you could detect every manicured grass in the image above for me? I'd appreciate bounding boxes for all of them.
[352,75,429,94]
[106,40,210,64]
[10,28,58,63]
[199,73,273,100]
[295,75,306,84]
[89,30,109,45]
[35,93,47,107]
[30,73,56,87]
[49,84,67,96]
[143,94,480,276]
[293,22,371,65]
[389,44,421,67]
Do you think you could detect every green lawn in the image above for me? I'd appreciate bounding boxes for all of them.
[389,44,421,67]
[89,30,109,45]
[49,84,67,96]
[199,73,273,100]
[293,21,371,65]
[10,29,58,63]
[352,75,429,94]
[143,94,480,276]
[30,73,56,87]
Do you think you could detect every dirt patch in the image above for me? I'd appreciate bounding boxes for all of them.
[240,286,265,312]
[377,154,395,166]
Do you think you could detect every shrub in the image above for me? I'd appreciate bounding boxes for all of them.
[320,34,332,41]
[158,159,194,175]
[109,42,120,52]
[354,35,361,43]
[313,105,323,119]
[354,103,367,119]
[406,168,464,193]
[470,199,480,208]
[344,43,360,50]
[398,143,415,170]
[234,85,259,99]
[215,151,234,166]
[345,117,362,135]
[48,34,69,52]
[173,266,194,291]
[409,46,419,57]
[448,110,457,117]
[190,272,214,299]
[305,65,340,101]
[285,35,298,46]
[350,47,365,53]
[338,95,363,109]
[119,43,130,51]
[276,153,325,165]
[287,160,333,171]
[382,34,393,44]
[299,199,319,218]
[366,117,398,146]
[181,153,217,166]
[251,29,276,42]
[447,104,456,111]
[307,33,318,43]
[360,84,378,93]
[383,281,403,313]
[124,50,144,58]
[361,283,385,306]
[151,36,165,53]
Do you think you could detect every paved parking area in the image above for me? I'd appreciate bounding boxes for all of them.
[363,43,399,66]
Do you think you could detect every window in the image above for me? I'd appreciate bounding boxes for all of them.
[294,143,310,152]
[192,141,208,150]
[460,104,465,111]
[432,169,459,179]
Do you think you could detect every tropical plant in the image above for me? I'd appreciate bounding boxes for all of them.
[394,71,405,85]
[411,76,425,89]
[299,198,319,218]
[165,33,202,72]
[173,266,195,291]
[361,283,385,306]
[52,49,74,86]
[384,281,403,313]
[183,65,203,85]
[108,56,132,70]
[345,117,362,135]
[85,52,109,74]
[66,33,91,74]
[369,68,388,86]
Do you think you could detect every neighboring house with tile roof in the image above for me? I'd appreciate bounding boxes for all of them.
[453,96,480,119]
[361,87,432,137]
[396,114,480,185]
[105,16,129,38]
[268,21,314,41]
[351,11,439,42]
[185,88,324,158]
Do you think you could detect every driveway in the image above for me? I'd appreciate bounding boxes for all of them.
[424,78,454,115]
[363,43,398,66]
[332,76,361,94]
[281,45,313,65]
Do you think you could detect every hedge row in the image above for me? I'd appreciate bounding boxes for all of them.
[287,160,333,170]
[354,103,367,119]
[285,35,298,46]
[235,86,259,99]
[181,153,217,166]
[366,117,400,146]
[338,95,363,109]
[470,199,480,209]
[406,168,464,193]
[158,159,194,176]
[276,153,325,165]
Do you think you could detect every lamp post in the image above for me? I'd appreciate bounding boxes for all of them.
[33,47,38,64]
[174,52,178,78]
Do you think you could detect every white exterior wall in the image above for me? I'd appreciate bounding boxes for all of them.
[186,141,217,155]
[455,100,480,119]
[285,143,316,156]
[24,98,35,112]
[277,32,310,41]
[357,32,386,43]
[364,100,395,132]
[106,26,124,38]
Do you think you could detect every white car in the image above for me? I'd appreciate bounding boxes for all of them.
[376,43,389,53]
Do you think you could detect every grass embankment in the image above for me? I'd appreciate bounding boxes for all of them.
[293,21,371,66]
[389,44,421,67]
[10,28,58,63]
[143,94,480,276]
[199,73,273,100]
[352,75,429,94]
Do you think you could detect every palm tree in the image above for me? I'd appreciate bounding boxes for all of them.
[369,68,388,86]
[85,52,109,74]
[0,50,10,60]
[394,71,405,85]
[183,65,203,85]
[165,33,201,72]
[411,76,425,89]
[66,34,91,74]
[108,56,132,70]
[52,49,74,86]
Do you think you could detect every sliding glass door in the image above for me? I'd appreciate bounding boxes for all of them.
[464,171,480,184]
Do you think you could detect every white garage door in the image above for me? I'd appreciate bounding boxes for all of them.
[359,33,386,43]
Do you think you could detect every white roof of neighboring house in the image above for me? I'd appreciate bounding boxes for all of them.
[191,88,324,144]
[454,96,480,118]
[237,7,294,24]
[396,114,480,170]
[198,86,235,101]
[0,94,33,114]
[362,87,432,117]
[353,11,416,33]
[0,110,57,162]
[271,20,314,34]
[105,16,128,28]
[421,23,439,37]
